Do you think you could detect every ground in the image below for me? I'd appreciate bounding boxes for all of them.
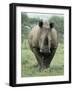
[21,40,64,77]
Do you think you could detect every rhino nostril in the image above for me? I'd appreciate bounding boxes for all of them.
[40,49,43,52]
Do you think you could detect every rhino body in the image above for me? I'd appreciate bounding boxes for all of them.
[28,20,58,70]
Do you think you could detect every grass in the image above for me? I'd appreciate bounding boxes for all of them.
[21,40,64,77]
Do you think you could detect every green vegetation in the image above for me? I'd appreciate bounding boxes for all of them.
[21,40,64,77]
[49,16,64,43]
[21,13,64,77]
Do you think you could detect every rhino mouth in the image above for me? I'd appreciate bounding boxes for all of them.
[36,48,51,54]
[40,48,51,53]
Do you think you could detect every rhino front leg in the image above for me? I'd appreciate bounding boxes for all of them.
[32,48,46,71]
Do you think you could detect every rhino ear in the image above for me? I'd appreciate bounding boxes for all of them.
[39,20,43,28]
[50,22,54,28]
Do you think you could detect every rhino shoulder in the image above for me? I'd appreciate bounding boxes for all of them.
[51,28,58,48]
[28,25,40,48]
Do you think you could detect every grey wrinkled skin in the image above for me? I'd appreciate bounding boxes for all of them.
[28,20,58,71]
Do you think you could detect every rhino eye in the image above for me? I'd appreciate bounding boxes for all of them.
[50,22,54,28]
[39,20,43,28]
